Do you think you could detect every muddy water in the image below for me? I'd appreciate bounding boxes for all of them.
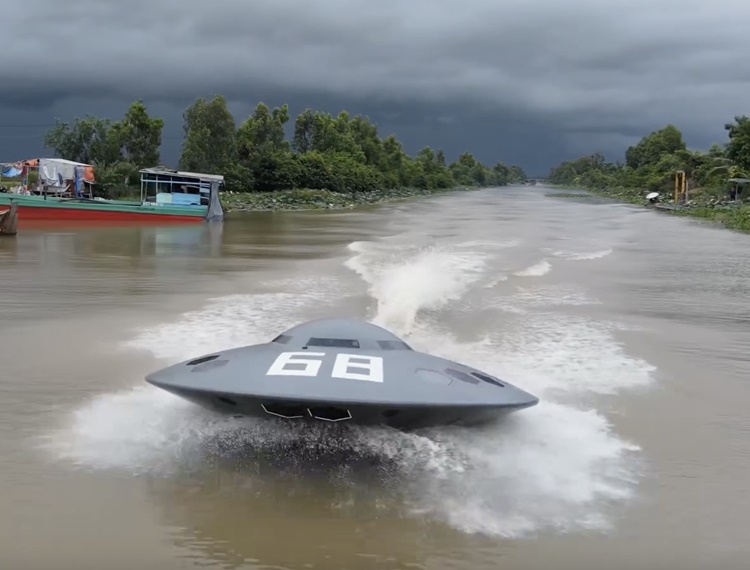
[1,186,748,570]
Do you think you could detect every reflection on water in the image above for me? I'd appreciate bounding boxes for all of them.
[142,417,518,569]
[150,476,455,570]
[0,212,391,324]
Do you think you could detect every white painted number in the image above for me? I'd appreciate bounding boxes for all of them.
[332,353,383,383]
[265,351,325,376]
[266,352,384,383]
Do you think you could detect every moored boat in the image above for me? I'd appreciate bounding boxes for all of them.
[0,193,217,222]
[0,162,224,223]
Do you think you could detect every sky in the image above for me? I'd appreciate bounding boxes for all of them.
[1,0,748,176]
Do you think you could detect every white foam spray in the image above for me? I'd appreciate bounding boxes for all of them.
[343,241,491,334]
[513,259,552,277]
[553,248,613,261]
[42,236,653,538]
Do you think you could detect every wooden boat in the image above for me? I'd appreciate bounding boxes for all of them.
[0,194,215,223]
[0,166,225,224]
[0,199,18,236]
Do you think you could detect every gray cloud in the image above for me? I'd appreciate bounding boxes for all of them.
[2,0,748,171]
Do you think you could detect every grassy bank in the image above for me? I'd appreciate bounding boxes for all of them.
[219,185,479,212]
[85,183,479,212]
[548,184,750,232]
[666,203,750,232]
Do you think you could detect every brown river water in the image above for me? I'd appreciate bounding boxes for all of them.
[1,186,749,570]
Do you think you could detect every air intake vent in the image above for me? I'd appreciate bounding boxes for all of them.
[272,334,292,344]
[186,354,220,366]
[416,368,451,385]
[444,368,480,384]
[377,340,412,350]
[191,359,229,373]
[471,372,505,387]
[307,337,360,348]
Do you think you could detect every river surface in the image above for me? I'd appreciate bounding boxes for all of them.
[1,186,749,570]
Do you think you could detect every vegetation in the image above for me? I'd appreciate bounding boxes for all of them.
[44,100,163,195]
[42,97,527,210]
[546,119,750,231]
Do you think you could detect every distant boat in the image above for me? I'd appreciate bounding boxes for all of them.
[0,163,224,223]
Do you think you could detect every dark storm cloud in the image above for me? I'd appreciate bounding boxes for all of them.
[2,0,748,170]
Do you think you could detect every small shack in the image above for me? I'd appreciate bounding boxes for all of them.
[38,158,96,196]
[728,177,749,201]
[2,157,95,196]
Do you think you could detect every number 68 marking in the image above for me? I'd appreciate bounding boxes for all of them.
[266,351,384,383]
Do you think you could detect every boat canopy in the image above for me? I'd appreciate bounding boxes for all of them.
[139,167,224,222]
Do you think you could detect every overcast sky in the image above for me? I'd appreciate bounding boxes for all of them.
[1,0,747,175]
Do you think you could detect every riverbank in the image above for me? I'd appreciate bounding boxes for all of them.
[548,185,750,232]
[220,185,479,212]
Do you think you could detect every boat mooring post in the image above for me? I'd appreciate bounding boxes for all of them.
[674,170,687,204]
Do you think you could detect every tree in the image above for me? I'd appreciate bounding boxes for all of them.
[546,116,750,199]
[112,100,164,169]
[235,102,294,191]
[625,124,686,170]
[725,116,750,173]
[507,165,528,183]
[348,115,384,167]
[492,162,510,185]
[43,116,122,165]
[236,102,290,167]
[292,108,316,154]
[46,95,526,198]
[178,95,237,174]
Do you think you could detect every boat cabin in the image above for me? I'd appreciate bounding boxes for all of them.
[138,168,225,208]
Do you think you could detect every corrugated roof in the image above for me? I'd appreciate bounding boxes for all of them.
[43,158,93,167]
[139,167,224,183]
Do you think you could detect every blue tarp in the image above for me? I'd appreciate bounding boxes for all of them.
[1,166,22,177]
[74,165,83,197]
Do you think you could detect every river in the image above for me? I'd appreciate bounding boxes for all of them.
[1,186,748,570]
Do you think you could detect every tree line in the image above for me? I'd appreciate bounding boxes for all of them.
[43,96,528,194]
[546,119,750,198]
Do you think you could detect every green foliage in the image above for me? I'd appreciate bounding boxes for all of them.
[112,100,163,168]
[44,116,122,166]
[724,116,750,174]
[44,96,530,201]
[44,103,164,170]
[177,100,526,194]
[44,100,165,193]
[547,121,750,232]
[624,124,686,169]
[220,185,481,212]
[673,204,750,232]
[548,121,750,196]
[93,161,140,191]
[178,95,237,177]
